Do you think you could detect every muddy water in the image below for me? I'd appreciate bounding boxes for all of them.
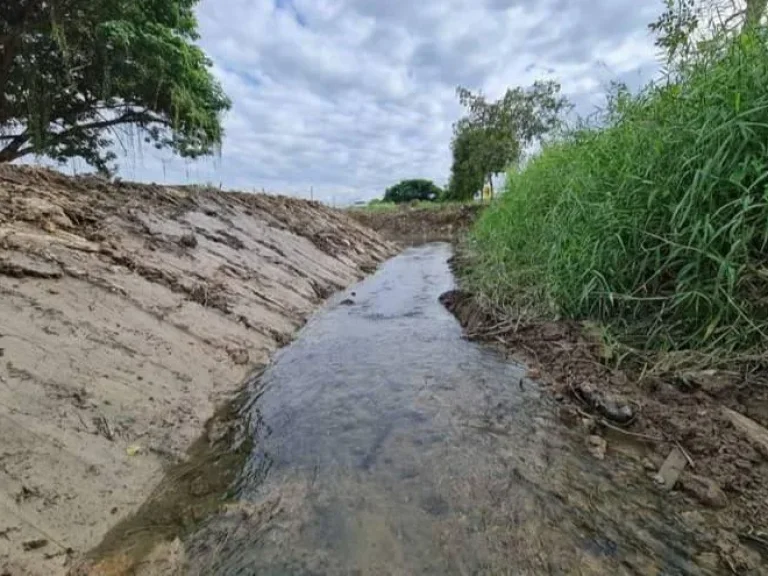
[185,243,710,576]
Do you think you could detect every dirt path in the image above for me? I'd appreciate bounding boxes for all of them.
[0,166,395,576]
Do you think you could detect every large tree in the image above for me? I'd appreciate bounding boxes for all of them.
[0,0,230,173]
[446,81,568,201]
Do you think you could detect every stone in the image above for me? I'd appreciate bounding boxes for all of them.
[226,347,249,366]
[573,382,635,424]
[580,417,597,434]
[587,435,607,460]
[558,405,580,428]
[722,407,768,459]
[654,447,688,491]
[642,458,656,471]
[681,474,728,509]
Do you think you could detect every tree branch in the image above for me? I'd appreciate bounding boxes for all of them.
[0,109,168,163]
[0,133,30,163]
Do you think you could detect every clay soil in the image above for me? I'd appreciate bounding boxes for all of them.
[0,165,395,576]
[441,289,768,574]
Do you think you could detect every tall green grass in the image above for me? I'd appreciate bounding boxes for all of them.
[467,30,768,353]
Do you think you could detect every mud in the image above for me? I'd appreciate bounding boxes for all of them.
[441,288,768,574]
[348,203,482,245]
[0,165,394,576]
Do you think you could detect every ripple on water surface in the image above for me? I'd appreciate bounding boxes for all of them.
[180,243,710,576]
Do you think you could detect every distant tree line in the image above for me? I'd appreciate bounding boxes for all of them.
[381,179,443,204]
[378,80,569,204]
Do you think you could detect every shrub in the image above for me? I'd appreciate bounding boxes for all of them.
[383,179,443,204]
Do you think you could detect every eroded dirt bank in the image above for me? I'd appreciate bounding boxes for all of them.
[348,203,482,245]
[441,288,768,574]
[0,165,395,576]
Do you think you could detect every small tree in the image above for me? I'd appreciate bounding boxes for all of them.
[0,0,230,173]
[383,179,443,204]
[446,81,569,201]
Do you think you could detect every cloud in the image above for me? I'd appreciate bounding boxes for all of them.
[66,0,666,203]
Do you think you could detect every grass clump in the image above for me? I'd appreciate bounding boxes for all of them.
[467,30,768,354]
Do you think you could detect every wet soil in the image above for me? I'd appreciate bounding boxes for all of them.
[0,165,394,576]
[441,288,768,574]
[90,243,765,575]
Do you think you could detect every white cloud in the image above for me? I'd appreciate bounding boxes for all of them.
[53,0,665,203]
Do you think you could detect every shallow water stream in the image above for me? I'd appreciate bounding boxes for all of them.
[183,243,712,575]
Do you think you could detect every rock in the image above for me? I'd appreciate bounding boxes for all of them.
[587,435,607,460]
[558,405,580,428]
[722,407,768,460]
[642,458,656,471]
[654,447,688,491]
[680,510,707,528]
[22,539,48,551]
[179,233,198,248]
[190,476,210,497]
[694,552,721,572]
[580,417,597,434]
[526,368,541,380]
[339,298,355,306]
[573,382,635,425]
[681,474,728,509]
[226,347,249,366]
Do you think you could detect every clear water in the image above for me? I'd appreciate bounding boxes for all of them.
[185,243,711,576]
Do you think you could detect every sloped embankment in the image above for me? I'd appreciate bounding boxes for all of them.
[0,165,395,576]
[348,203,482,244]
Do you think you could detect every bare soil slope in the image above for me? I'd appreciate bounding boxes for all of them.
[0,166,394,576]
[348,203,482,244]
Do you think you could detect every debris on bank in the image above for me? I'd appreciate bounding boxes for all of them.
[440,288,768,574]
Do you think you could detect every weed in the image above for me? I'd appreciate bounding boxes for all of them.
[466,29,768,355]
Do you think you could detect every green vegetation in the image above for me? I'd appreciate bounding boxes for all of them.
[382,179,443,204]
[445,82,568,201]
[0,0,230,173]
[465,1,768,355]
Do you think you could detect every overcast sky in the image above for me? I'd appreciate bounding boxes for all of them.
[67,0,665,203]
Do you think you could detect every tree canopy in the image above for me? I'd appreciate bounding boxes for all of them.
[445,81,569,201]
[383,179,443,204]
[0,0,230,173]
